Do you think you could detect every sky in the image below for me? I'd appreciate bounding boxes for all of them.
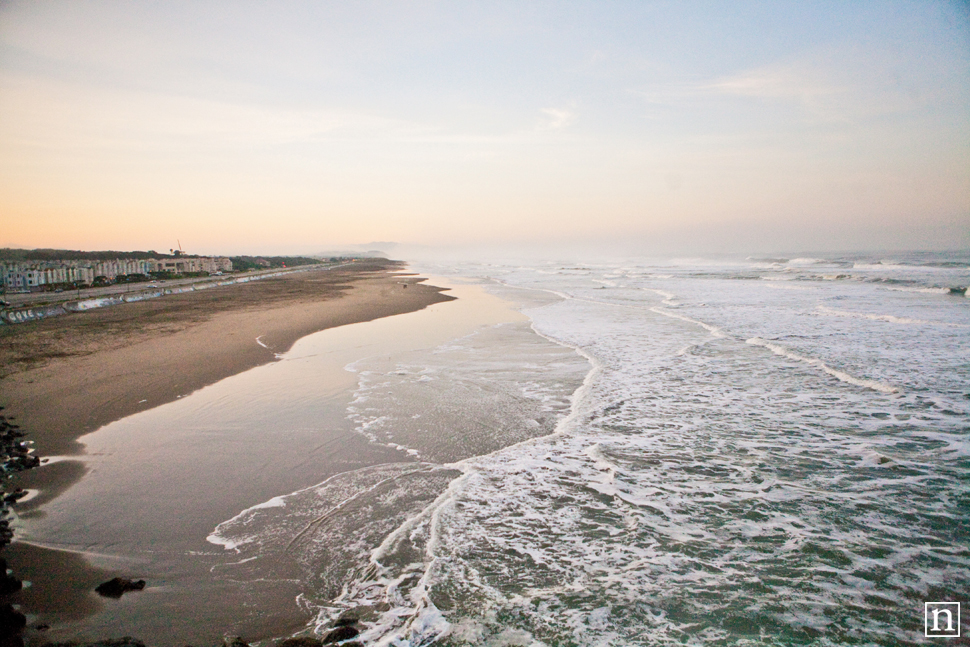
[0,1,968,257]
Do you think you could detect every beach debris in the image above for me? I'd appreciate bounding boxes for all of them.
[94,577,146,598]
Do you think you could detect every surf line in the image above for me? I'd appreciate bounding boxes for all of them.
[649,306,725,338]
[488,275,691,318]
[325,280,604,645]
[816,305,968,327]
[642,288,678,305]
[283,464,450,557]
[492,279,897,396]
[745,337,898,394]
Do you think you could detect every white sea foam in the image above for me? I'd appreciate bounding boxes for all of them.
[745,337,898,393]
[816,305,967,327]
[852,262,912,270]
[764,282,815,290]
[885,285,953,295]
[649,307,725,337]
[641,288,678,305]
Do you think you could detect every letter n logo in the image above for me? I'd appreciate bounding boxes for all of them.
[925,602,961,638]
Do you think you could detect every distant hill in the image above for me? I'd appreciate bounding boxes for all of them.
[228,255,324,271]
[312,242,398,258]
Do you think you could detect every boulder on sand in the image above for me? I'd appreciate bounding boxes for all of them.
[94,577,146,598]
[277,639,323,647]
[322,626,359,644]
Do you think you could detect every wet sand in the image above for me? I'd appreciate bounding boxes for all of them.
[0,260,455,642]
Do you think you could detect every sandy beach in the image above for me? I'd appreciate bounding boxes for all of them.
[1,259,453,458]
[0,260,455,643]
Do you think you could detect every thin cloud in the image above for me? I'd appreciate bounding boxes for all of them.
[538,107,576,131]
[705,67,841,100]
[631,48,932,125]
[0,72,411,151]
[700,45,939,123]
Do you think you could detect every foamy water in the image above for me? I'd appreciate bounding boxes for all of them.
[209,252,969,645]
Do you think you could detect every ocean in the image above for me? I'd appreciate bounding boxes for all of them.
[25,251,969,646]
[211,251,970,646]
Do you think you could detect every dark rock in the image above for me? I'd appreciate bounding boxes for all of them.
[0,558,22,596]
[2,490,27,505]
[336,604,384,624]
[94,577,146,598]
[322,626,359,644]
[221,638,250,647]
[0,634,23,647]
[0,602,26,633]
[277,639,323,647]
[332,616,358,628]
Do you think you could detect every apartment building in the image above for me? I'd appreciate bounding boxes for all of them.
[1,256,233,291]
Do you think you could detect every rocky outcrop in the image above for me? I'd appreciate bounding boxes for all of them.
[0,410,39,647]
[0,602,26,635]
[0,559,21,596]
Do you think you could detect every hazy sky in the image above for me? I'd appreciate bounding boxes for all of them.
[1,1,967,256]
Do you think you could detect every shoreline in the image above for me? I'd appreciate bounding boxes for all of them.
[0,260,455,641]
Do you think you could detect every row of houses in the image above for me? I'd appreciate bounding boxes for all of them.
[1,257,233,291]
